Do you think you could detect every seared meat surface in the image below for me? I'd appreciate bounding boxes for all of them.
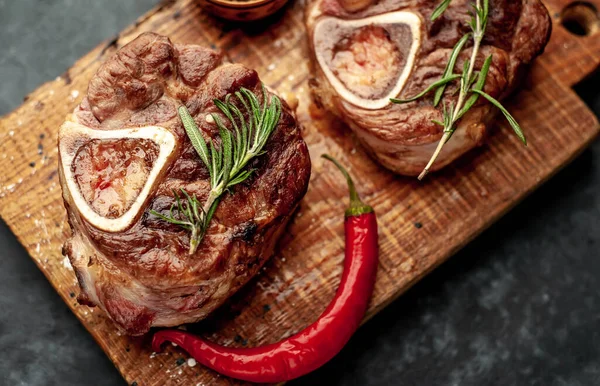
[58,32,311,335]
[306,0,551,175]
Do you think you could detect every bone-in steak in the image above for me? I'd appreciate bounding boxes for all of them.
[58,32,311,335]
[306,0,551,175]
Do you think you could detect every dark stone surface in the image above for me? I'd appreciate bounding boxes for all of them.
[1,1,599,385]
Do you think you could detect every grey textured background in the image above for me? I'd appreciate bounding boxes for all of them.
[1,1,600,385]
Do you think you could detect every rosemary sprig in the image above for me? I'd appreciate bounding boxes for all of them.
[151,189,212,255]
[391,0,525,180]
[151,85,281,254]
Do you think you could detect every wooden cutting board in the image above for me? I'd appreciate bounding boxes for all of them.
[1,0,599,384]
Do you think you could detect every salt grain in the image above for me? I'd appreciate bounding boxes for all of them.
[187,358,197,367]
[70,90,80,99]
[8,131,14,136]
[267,63,276,71]
[62,255,73,270]
[171,342,178,347]
[205,114,214,124]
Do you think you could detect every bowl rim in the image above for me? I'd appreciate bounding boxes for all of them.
[204,0,283,9]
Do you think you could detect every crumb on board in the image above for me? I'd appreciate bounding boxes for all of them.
[62,255,73,270]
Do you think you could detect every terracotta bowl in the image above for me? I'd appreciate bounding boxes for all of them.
[198,0,289,21]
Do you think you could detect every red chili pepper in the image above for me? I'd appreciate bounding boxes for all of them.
[152,154,378,383]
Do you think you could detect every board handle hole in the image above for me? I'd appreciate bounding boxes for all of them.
[561,2,599,36]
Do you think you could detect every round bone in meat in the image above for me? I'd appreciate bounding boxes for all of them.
[59,121,176,232]
[313,11,422,110]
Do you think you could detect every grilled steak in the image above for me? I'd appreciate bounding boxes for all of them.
[58,32,311,335]
[306,0,551,175]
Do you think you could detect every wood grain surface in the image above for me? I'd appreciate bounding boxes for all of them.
[0,0,599,384]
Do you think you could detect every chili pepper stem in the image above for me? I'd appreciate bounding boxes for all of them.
[322,154,373,217]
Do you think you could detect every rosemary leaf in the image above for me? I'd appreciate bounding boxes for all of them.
[443,101,455,142]
[457,55,493,119]
[391,74,461,104]
[471,89,527,145]
[431,0,452,21]
[179,106,212,180]
[460,59,470,92]
[227,169,254,188]
[434,33,472,106]
[468,72,479,89]
[209,139,220,187]
[219,126,233,188]
[482,0,489,30]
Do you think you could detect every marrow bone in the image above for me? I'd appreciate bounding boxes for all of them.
[59,121,176,232]
[313,11,422,110]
